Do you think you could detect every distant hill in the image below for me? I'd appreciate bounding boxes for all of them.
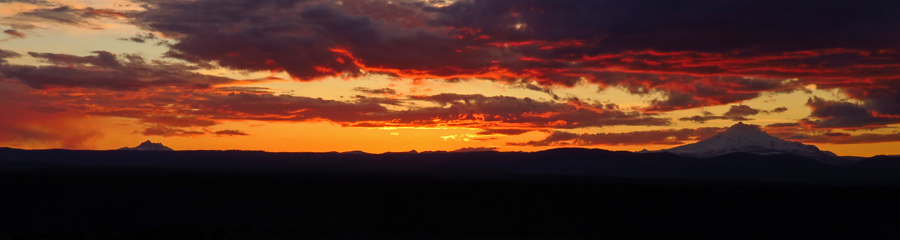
[1,146,899,185]
[118,140,174,151]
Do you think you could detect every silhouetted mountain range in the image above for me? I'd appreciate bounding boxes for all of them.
[3,145,900,239]
[2,146,899,185]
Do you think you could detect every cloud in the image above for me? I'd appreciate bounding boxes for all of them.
[2,29,25,39]
[141,126,205,137]
[392,94,670,128]
[723,105,761,118]
[118,32,158,43]
[824,132,850,137]
[0,0,54,6]
[476,128,532,136]
[801,97,900,129]
[134,0,498,81]
[139,116,217,128]
[678,115,749,124]
[511,81,559,99]
[821,133,900,144]
[784,132,900,145]
[765,122,801,129]
[430,0,900,52]
[185,91,391,123]
[3,0,899,146]
[769,107,788,113]
[0,51,236,91]
[213,129,249,136]
[122,0,900,113]
[635,76,800,112]
[184,92,669,130]
[353,87,398,96]
[7,5,128,29]
[836,79,900,117]
[2,71,671,135]
[508,127,724,147]
[0,49,20,64]
[679,105,788,123]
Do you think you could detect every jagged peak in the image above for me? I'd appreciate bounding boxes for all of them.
[120,140,174,151]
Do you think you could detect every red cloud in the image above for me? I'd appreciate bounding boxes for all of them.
[127,0,900,113]
[508,127,725,147]
[801,97,900,129]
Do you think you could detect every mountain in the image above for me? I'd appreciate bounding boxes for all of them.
[664,122,843,163]
[118,140,174,151]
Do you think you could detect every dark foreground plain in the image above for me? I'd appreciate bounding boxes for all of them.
[2,148,900,239]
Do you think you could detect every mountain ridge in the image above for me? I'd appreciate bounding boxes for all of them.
[118,140,174,151]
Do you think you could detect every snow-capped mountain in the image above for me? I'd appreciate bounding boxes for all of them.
[118,140,174,151]
[664,122,843,163]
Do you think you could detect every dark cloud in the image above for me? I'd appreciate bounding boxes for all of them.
[646,91,705,112]
[802,97,900,129]
[118,32,158,43]
[185,92,390,123]
[818,133,900,144]
[134,0,495,81]
[29,51,124,68]
[2,29,25,39]
[392,94,670,128]
[142,125,205,137]
[9,78,668,132]
[769,107,788,113]
[185,92,668,129]
[766,122,801,128]
[353,87,398,95]
[512,82,558,99]
[0,0,54,5]
[125,0,900,113]
[0,49,20,64]
[641,77,800,112]
[836,79,900,117]
[3,0,899,146]
[430,0,900,53]
[476,128,533,136]
[0,51,236,91]
[783,132,900,144]
[679,105,787,123]
[139,116,217,128]
[508,127,724,147]
[824,132,851,137]
[678,115,749,124]
[214,129,249,136]
[723,105,761,118]
[0,72,673,137]
[9,5,128,29]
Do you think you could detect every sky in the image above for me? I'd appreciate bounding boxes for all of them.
[1,0,899,156]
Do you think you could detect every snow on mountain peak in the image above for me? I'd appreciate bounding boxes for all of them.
[119,140,174,151]
[665,122,842,162]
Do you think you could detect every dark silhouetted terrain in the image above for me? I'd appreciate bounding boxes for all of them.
[2,148,900,239]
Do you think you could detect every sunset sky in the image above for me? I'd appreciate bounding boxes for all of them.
[1,0,899,156]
